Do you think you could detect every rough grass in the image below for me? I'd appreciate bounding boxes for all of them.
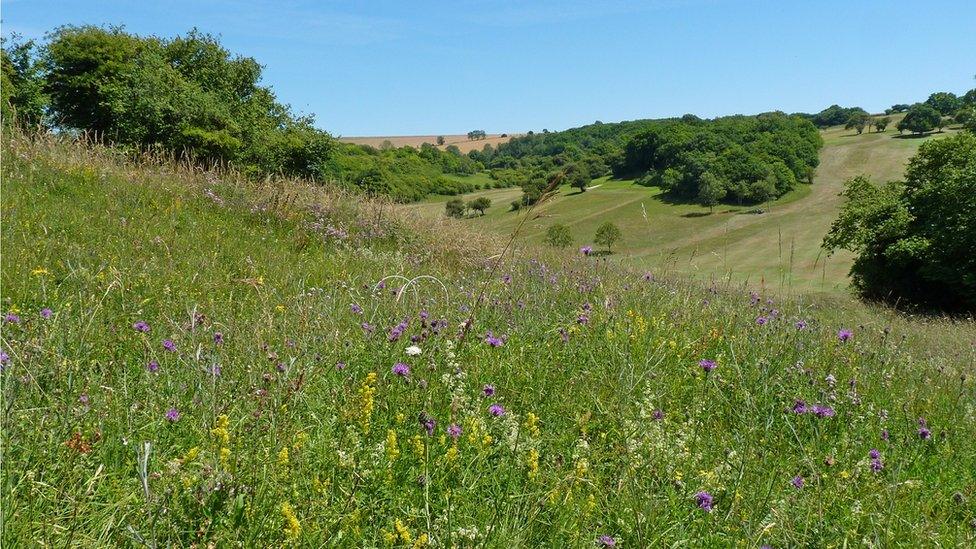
[411,121,962,297]
[2,130,974,547]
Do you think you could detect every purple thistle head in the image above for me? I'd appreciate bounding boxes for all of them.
[699,359,717,373]
[812,404,835,418]
[792,400,809,414]
[133,320,150,333]
[351,303,363,315]
[392,362,411,377]
[695,491,714,512]
[447,423,462,439]
[795,320,808,330]
[488,403,506,417]
[162,339,176,352]
[917,426,931,440]
[484,331,504,347]
[165,407,181,422]
[870,458,884,472]
[597,535,616,548]
[4,312,21,324]
[0,349,9,365]
[213,332,223,345]
[869,448,880,459]
[837,328,853,342]
[361,322,375,334]
[580,245,593,256]
[388,318,409,342]
[881,429,890,441]
[791,475,804,489]
[40,308,53,319]
[483,384,496,397]
[147,360,159,373]
[756,316,768,326]
[652,409,664,421]
[418,412,436,436]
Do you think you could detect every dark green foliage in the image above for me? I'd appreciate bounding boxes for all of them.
[872,116,891,132]
[897,104,941,135]
[445,198,466,218]
[845,112,871,134]
[886,104,910,115]
[924,92,961,116]
[564,162,591,192]
[544,223,573,249]
[1,36,48,127]
[467,196,491,215]
[824,133,976,310]
[594,221,622,253]
[696,171,726,211]
[810,105,868,128]
[467,130,486,140]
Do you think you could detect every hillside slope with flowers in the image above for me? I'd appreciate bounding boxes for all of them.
[2,131,974,546]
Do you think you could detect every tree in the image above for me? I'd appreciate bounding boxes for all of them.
[436,135,445,146]
[545,224,573,249]
[696,171,726,211]
[823,133,976,310]
[925,92,962,116]
[1,36,48,128]
[872,116,891,132]
[466,130,486,140]
[565,163,591,193]
[845,112,871,134]
[886,104,910,115]
[594,221,622,254]
[897,104,941,135]
[445,198,466,218]
[467,196,491,215]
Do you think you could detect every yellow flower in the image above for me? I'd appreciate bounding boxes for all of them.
[278,446,290,467]
[382,530,396,545]
[411,435,425,458]
[211,415,230,445]
[31,267,49,276]
[220,447,231,465]
[359,373,378,433]
[412,533,429,548]
[276,304,285,312]
[444,445,459,464]
[386,430,400,462]
[525,412,541,438]
[394,519,412,543]
[527,448,539,478]
[293,432,309,451]
[281,502,301,539]
[182,447,200,463]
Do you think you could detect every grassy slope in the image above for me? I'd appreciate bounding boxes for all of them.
[410,121,961,297]
[2,132,974,546]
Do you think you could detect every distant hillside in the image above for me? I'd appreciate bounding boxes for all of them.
[339,133,519,153]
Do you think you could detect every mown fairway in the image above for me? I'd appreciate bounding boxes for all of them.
[408,122,960,297]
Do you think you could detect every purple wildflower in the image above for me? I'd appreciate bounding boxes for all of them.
[869,448,880,459]
[881,429,890,441]
[918,426,931,440]
[392,362,411,377]
[652,409,664,421]
[361,322,375,334]
[488,403,506,417]
[133,320,150,333]
[447,423,462,439]
[643,272,654,282]
[792,400,809,414]
[699,359,717,373]
[165,408,181,423]
[483,384,496,397]
[837,328,853,342]
[812,404,835,418]
[162,339,176,352]
[213,332,223,345]
[40,308,53,319]
[597,535,616,548]
[336,361,347,370]
[388,318,409,342]
[795,320,807,330]
[147,360,159,373]
[484,331,504,347]
[580,245,593,256]
[4,313,21,324]
[0,349,9,365]
[351,303,363,315]
[418,412,436,436]
[756,316,768,326]
[695,491,714,512]
[791,475,804,489]
[870,458,884,472]
[78,393,90,405]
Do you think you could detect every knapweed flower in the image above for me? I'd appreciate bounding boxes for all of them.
[791,475,804,489]
[580,245,593,256]
[4,312,21,324]
[483,384,496,397]
[489,404,506,417]
[336,361,347,370]
[837,328,853,342]
[132,320,150,333]
[79,393,90,405]
[699,359,717,373]
[695,491,714,512]
[405,345,422,356]
[917,418,931,440]
[447,423,462,439]
[485,331,504,347]
[869,448,880,459]
[361,322,375,334]
[40,308,53,319]
[162,339,176,352]
[792,400,809,414]
[643,272,654,281]
[795,320,808,330]
[812,404,835,418]
[418,412,436,436]
[756,316,768,326]
[0,349,9,365]
[392,362,411,377]
[388,318,409,342]
[652,409,664,420]
[351,303,363,315]
[213,332,224,345]
[147,360,159,373]
[597,535,617,547]
[165,408,181,422]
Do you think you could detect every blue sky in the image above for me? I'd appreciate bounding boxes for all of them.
[3,0,974,136]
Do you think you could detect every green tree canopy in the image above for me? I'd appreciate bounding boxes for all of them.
[594,221,623,253]
[897,104,941,135]
[545,223,573,249]
[467,196,491,215]
[445,198,467,218]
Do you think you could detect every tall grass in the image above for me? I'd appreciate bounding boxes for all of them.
[2,129,974,546]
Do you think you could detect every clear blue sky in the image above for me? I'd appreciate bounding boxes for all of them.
[3,0,974,136]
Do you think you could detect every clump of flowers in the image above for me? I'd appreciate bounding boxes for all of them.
[695,491,714,512]
[699,359,717,373]
[281,502,301,539]
[359,372,378,433]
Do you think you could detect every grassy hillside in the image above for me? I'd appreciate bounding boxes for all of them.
[409,121,962,297]
[339,134,519,154]
[2,131,974,546]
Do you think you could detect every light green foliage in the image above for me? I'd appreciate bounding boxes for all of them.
[594,221,622,253]
[544,223,573,249]
[467,196,491,215]
[445,197,467,218]
[844,112,871,134]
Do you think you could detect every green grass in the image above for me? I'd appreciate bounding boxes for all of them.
[2,131,974,546]
[417,123,962,298]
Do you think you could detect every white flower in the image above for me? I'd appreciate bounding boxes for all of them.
[405,345,422,356]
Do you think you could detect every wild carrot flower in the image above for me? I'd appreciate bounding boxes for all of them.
[132,320,150,333]
[837,328,853,342]
[165,408,181,422]
[489,404,506,417]
[392,362,411,377]
[699,359,716,373]
[405,345,422,356]
[695,491,714,512]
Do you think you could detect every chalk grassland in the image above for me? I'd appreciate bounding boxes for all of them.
[339,133,519,153]
[406,122,961,298]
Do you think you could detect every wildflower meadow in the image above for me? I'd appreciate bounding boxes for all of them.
[2,131,975,546]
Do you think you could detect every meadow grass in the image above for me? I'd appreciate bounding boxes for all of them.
[2,130,974,546]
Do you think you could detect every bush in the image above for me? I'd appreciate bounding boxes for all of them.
[544,224,573,249]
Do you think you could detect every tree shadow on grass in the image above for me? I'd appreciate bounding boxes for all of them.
[893,133,937,139]
[681,211,712,218]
